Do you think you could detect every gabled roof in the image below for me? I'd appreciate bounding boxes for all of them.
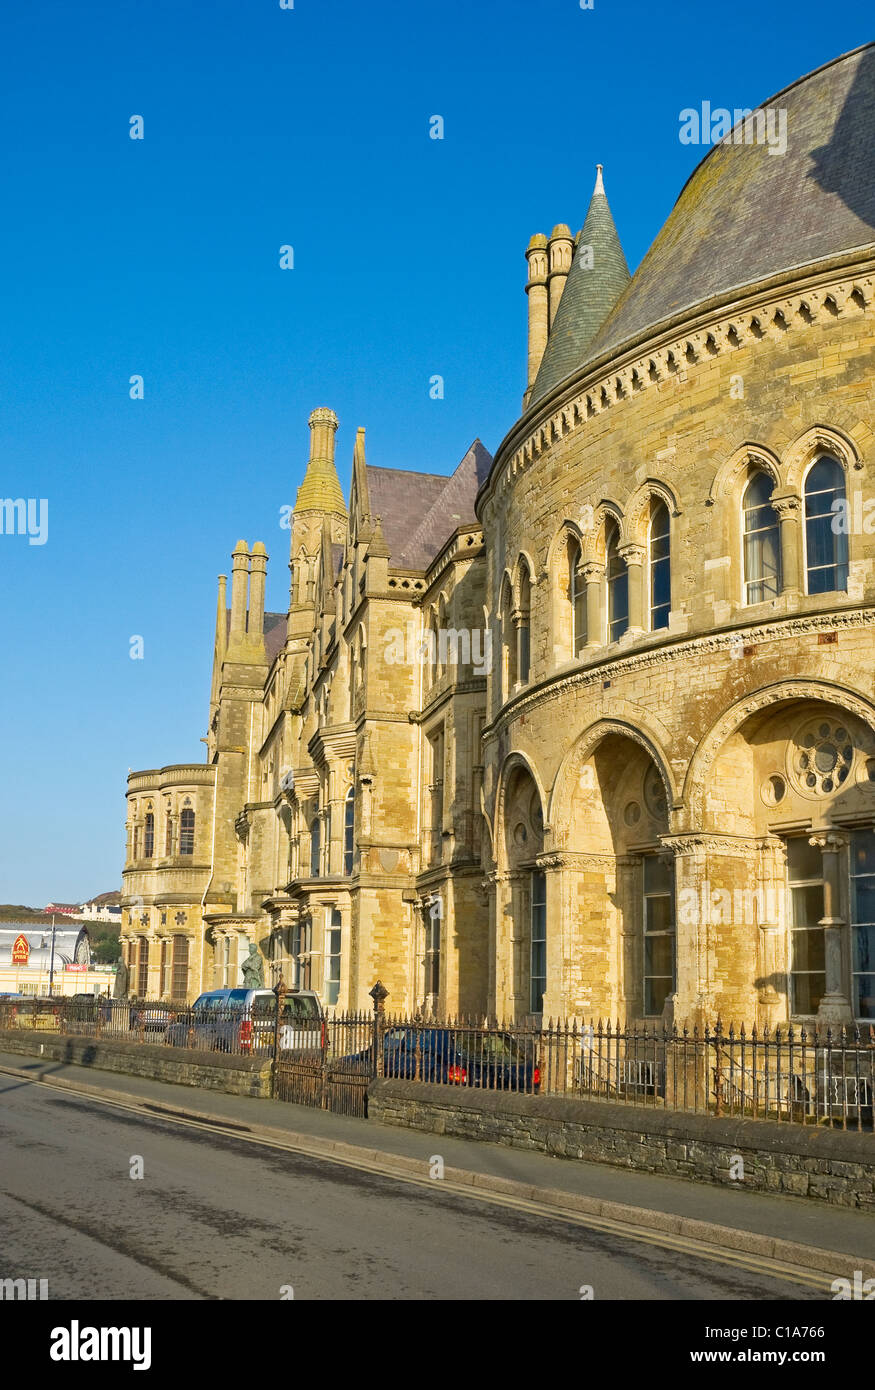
[365,439,493,571]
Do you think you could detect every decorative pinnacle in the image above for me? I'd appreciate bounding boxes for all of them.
[594,163,605,195]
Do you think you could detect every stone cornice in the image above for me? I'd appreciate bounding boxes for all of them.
[485,604,875,738]
[479,259,874,514]
[660,832,773,857]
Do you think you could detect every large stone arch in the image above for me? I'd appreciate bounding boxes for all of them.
[493,750,548,873]
[683,678,875,826]
[548,715,678,835]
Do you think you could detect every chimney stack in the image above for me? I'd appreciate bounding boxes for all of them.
[547,223,574,326]
[230,540,249,638]
[525,234,549,400]
[248,542,268,638]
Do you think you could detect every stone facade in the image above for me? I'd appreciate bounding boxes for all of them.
[122,48,875,1033]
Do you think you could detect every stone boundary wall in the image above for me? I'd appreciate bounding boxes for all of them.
[0,1030,272,1098]
[368,1080,875,1208]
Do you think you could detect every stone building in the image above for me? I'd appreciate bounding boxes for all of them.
[122,45,875,1029]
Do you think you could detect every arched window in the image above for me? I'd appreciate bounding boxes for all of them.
[436,597,447,679]
[180,807,195,856]
[143,811,154,860]
[501,578,516,695]
[649,500,671,630]
[805,456,848,594]
[568,537,587,657]
[310,817,321,879]
[518,561,531,684]
[343,787,355,875]
[605,520,628,642]
[743,472,781,603]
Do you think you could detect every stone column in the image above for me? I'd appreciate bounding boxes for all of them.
[582,561,604,650]
[619,543,646,634]
[771,492,801,597]
[616,854,642,1021]
[810,832,852,1022]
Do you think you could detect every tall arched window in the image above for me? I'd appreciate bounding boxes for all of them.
[518,561,531,684]
[343,787,355,875]
[501,577,516,695]
[310,817,321,879]
[568,537,587,657]
[143,811,154,860]
[179,806,195,855]
[805,455,848,594]
[605,520,628,642]
[743,471,782,603]
[649,500,671,630]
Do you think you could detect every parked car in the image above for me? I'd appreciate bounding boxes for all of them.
[131,1002,177,1037]
[337,1026,540,1092]
[167,988,323,1054]
[451,1030,540,1093]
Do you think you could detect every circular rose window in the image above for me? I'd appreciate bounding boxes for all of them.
[789,720,854,796]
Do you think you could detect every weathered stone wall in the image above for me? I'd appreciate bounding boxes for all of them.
[369,1078,875,1208]
[0,1031,272,1098]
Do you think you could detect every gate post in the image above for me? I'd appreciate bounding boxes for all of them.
[369,980,389,1080]
[271,978,287,1099]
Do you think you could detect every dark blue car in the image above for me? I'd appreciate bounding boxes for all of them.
[341,1026,540,1092]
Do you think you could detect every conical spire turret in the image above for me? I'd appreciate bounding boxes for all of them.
[528,165,631,406]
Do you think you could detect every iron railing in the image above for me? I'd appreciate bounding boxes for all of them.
[1,995,873,1129]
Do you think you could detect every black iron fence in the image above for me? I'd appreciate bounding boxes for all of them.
[1,994,873,1130]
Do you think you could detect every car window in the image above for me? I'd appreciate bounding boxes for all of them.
[251,995,276,1019]
[282,995,321,1021]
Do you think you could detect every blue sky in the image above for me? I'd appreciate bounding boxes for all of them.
[0,0,867,904]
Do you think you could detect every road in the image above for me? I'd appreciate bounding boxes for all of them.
[0,1071,827,1301]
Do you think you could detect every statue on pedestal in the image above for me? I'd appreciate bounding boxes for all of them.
[241,942,264,989]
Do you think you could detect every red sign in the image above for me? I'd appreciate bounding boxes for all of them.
[64,964,87,972]
[11,934,30,965]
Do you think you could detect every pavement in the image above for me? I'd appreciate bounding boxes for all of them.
[1,1047,874,1287]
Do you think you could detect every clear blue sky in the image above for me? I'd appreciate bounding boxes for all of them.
[0,0,866,905]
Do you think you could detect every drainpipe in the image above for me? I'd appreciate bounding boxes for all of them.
[199,766,219,997]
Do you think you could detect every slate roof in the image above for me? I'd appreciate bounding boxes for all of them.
[366,439,493,571]
[535,44,875,406]
[225,610,287,664]
[530,171,631,405]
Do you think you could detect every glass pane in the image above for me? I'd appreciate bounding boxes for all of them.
[645,896,673,934]
[787,836,822,882]
[853,880,875,927]
[791,884,824,928]
[853,924,875,974]
[645,935,673,977]
[851,831,875,877]
[854,975,875,1020]
[645,976,672,1016]
[792,927,825,972]
[792,972,825,1015]
[644,856,672,894]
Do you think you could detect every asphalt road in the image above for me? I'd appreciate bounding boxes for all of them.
[0,1074,823,1301]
